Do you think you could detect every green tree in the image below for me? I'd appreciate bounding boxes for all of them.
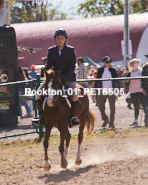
[78,0,124,18]
[129,0,148,14]
[77,0,148,18]
[11,1,67,23]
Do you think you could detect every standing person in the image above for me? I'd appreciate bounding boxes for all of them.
[141,62,148,128]
[77,57,88,88]
[41,57,47,78]
[23,68,33,115]
[23,68,33,89]
[116,65,123,77]
[88,68,96,103]
[122,67,132,109]
[29,65,38,79]
[94,56,120,129]
[116,65,123,88]
[126,58,146,127]
[18,67,32,119]
[37,28,80,127]
[95,66,100,106]
[122,67,129,93]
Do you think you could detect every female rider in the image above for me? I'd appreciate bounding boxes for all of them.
[38,28,80,127]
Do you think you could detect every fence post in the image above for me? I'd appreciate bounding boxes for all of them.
[33,80,37,118]
[36,73,44,138]
[36,74,41,111]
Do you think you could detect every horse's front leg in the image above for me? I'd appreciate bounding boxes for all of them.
[75,119,85,165]
[44,125,52,171]
[59,129,68,169]
[64,129,71,163]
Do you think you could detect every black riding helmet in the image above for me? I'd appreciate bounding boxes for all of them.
[54,28,68,39]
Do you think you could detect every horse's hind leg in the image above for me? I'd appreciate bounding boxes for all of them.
[44,125,52,171]
[59,128,68,169]
[75,118,85,165]
[64,129,71,163]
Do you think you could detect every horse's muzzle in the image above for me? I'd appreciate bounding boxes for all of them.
[47,99,54,107]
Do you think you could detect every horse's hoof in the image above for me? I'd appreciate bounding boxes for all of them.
[75,159,82,165]
[44,166,51,171]
[61,160,68,169]
[44,161,51,171]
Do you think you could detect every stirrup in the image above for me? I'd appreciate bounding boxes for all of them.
[69,116,80,128]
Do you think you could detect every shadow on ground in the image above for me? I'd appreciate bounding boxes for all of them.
[38,165,95,184]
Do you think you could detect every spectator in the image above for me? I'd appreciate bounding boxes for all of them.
[41,57,47,78]
[77,57,88,88]
[117,65,123,88]
[89,68,96,103]
[141,62,148,128]
[23,68,33,89]
[88,68,95,87]
[29,65,38,79]
[23,68,33,115]
[94,56,120,129]
[94,69,99,106]
[122,67,132,109]
[18,67,32,119]
[126,58,146,127]
[90,68,95,76]
[122,67,126,74]
[117,65,123,77]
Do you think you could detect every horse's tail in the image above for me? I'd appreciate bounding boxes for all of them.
[85,109,96,136]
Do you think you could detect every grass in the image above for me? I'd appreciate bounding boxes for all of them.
[0,128,148,164]
[1,128,148,148]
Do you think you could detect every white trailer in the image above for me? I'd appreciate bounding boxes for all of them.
[136,24,148,65]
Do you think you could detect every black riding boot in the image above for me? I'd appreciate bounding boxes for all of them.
[69,100,80,128]
[38,98,45,126]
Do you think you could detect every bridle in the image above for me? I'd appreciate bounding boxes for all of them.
[45,79,63,108]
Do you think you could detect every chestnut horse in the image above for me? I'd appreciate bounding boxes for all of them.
[42,69,96,171]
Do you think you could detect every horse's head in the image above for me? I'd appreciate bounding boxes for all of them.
[44,69,62,107]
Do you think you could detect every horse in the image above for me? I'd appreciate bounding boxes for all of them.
[41,69,96,171]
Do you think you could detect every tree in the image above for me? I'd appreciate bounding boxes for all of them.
[129,0,148,14]
[77,0,148,18]
[77,0,124,18]
[11,1,68,23]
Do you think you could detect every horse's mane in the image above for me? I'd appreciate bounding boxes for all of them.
[42,69,55,80]
[46,69,54,75]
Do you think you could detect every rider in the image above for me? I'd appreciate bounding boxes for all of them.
[38,28,80,127]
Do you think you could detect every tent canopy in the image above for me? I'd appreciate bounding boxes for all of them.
[84,56,100,67]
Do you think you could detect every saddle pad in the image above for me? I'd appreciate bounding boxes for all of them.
[62,86,71,108]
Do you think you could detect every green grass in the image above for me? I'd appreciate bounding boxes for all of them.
[1,128,148,148]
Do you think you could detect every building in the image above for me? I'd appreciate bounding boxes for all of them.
[12,13,148,69]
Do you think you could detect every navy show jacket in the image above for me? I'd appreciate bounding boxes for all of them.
[46,44,76,81]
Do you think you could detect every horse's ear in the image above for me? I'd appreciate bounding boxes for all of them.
[55,70,61,77]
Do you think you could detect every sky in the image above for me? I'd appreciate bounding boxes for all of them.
[51,0,84,19]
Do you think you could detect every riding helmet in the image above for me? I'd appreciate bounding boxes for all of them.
[54,28,68,39]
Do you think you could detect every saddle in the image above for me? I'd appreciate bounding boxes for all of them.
[62,84,84,108]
